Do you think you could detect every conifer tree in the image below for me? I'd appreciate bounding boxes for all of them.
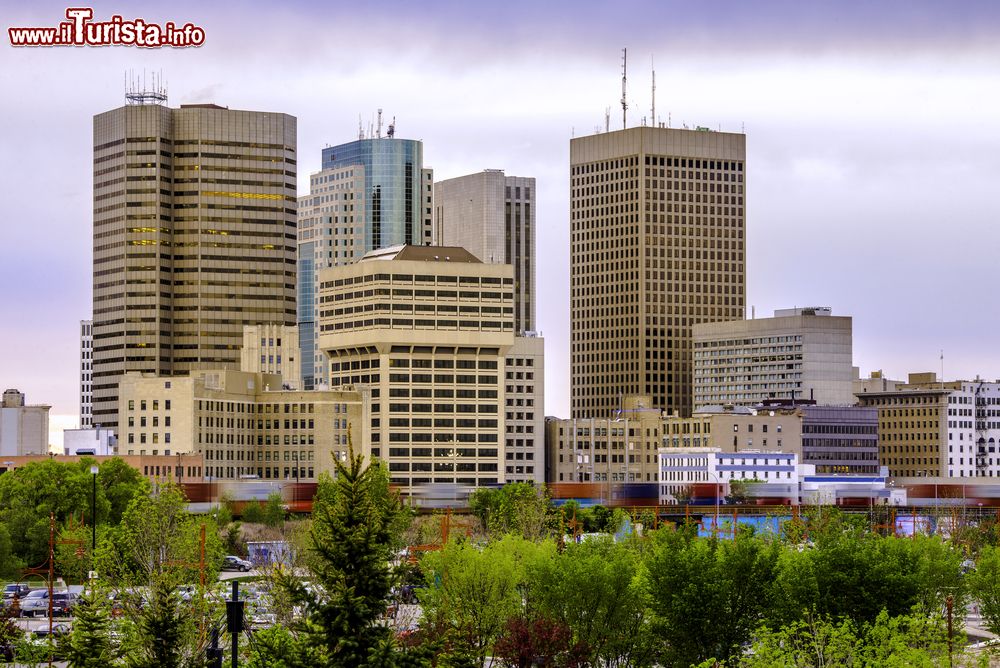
[61,588,119,668]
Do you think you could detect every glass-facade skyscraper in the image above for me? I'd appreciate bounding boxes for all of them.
[297,136,434,389]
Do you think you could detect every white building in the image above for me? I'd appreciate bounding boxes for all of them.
[63,427,116,456]
[504,335,545,483]
[80,319,93,428]
[657,447,898,505]
[692,307,854,410]
[0,389,50,457]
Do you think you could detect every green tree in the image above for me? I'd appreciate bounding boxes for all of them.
[98,482,223,587]
[420,536,552,667]
[644,531,779,666]
[262,492,286,527]
[468,483,552,540]
[122,579,194,668]
[968,544,1000,636]
[60,588,120,667]
[97,457,150,525]
[529,538,653,667]
[274,439,414,667]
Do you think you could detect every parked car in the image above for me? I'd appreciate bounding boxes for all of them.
[19,589,50,617]
[51,592,80,617]
[221,555,252,572]
[2,583,30,602]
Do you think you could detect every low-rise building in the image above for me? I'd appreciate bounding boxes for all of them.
[0,389,50,456]
[63,427,116,456]
[856,372,1000,479]
[117,369,368,481]
[545,396,664,484]
[0,453,204,485]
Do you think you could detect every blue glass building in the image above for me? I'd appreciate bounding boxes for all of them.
[322,138,424,250]
[298,136,430,389]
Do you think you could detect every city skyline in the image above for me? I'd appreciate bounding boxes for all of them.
[3,1,1000,446]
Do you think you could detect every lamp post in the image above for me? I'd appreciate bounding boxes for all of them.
[706,470,721,538]
[90,464,98,578]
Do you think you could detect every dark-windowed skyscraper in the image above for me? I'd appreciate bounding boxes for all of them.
[569,126,746,419]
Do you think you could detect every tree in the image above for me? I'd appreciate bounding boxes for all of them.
[261,492,286,527]
[968,544,1000,636]
[275,438,412,667]
[60,588,120,667]
[420,536,552,667]
[122,579,193,668]
[644,531,779,666]
[494,616,587,668]
[529,538,653,667]
[97,457,150,525]
[468,483,553,540]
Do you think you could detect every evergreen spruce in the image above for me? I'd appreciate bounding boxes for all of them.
[280,431,411,667]
[61,588,119,667]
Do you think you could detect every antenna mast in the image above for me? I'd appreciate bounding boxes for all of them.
[651,56,656,127]
[620,48,628,129]
[377,108,383,138]
[605,107,610,133]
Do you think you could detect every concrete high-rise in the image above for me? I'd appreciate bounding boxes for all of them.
[692,307,854,409]
[434,170,536,334]
[92,99,297,431]
[569,126,746,419]
[317,245,522,494]
[298,133,434,389]
[80,319,93,428]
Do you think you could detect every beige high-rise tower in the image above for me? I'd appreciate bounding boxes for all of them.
[570,126,746,419]
[92,98,297,431]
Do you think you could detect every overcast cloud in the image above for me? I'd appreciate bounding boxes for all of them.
[2,0,1000,445]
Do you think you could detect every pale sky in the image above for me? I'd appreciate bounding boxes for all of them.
[2,0,1000,447]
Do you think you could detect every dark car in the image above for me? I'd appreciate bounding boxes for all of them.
[221,555,252,572]
[51,592,80,617]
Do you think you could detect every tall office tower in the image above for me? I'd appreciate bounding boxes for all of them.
[318,245,516,495]
[80,319,93,428]
[92,96,297,432]
[434,170,536,333]
[298,132,434,390]
[570,126,746,419]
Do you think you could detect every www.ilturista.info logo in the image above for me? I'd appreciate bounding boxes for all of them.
[9,8,205,47]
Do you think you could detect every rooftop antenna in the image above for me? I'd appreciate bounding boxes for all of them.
[376,108,383,138]
[620,47,628,129]
[124,68,167,106]
[387,116,396,138]
[358,115,364,140]
[604,107,610,133]
[651,55,656,128]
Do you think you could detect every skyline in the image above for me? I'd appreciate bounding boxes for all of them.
[3,0,1000,445]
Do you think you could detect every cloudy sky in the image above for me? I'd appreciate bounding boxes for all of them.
[3,0,1000,445]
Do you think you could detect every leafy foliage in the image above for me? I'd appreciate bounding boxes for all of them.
[59,588,120,668]
[468,483,553,540]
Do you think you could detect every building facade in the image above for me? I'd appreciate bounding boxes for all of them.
[570,126,746,419]
[504,335,545,483]
[317,245,519,493]
[856,372,1000,479]
[663,402,879,476]
[241,324,300,390]
[92,100,297,432]
[545,395,665,485]
[692,307,854,409]
[80,319,93,428]
[298,135,434,390]
[434,170,536,334]
[117,369,367,481]
[0,389,50,457]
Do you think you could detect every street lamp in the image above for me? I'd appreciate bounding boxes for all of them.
[706,470,721,538]
[90,464,99,577]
